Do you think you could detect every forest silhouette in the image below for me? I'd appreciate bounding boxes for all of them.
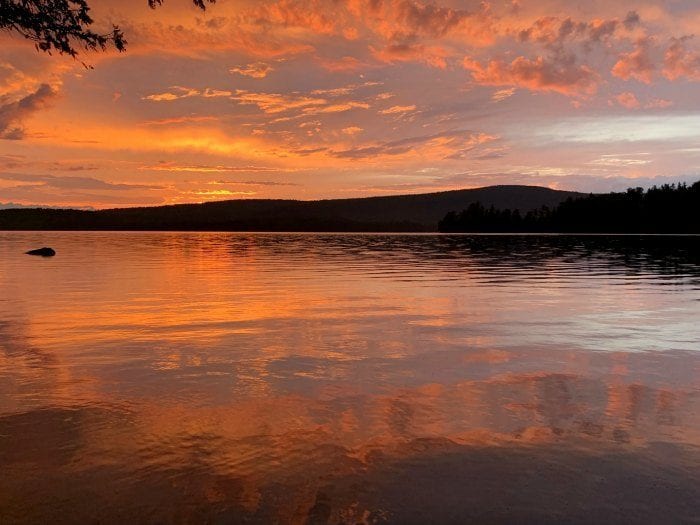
[439,182,700,234]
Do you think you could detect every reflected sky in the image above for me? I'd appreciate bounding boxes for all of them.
[0,233,699,523]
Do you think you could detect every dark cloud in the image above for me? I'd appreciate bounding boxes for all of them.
[0,84,58,140]
[623,11,641,31]
[48,163,100,172]
[0,173,163,191]
[474,150,507,160]
[292,147,328,156]
[518,14,631,51]
[0,157,100,172]
[0,183,162,206]
[588,20,618,42]
[394,0,473,39]
[0,201,94,210]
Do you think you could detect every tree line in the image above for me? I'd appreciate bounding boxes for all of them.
[438,182,700,233]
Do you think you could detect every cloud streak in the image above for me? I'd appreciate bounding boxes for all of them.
[0,172,163,191]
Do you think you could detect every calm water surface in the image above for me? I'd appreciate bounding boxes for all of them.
[0,233,699,524]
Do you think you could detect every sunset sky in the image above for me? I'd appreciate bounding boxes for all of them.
[1,0,700,208]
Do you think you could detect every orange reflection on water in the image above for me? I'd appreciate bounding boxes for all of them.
[1,232,699,523]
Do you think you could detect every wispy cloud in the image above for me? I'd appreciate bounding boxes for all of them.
[491,88,516,102]
[140,163,297,173]
[230,62,274,78]
[379,105,417,115]
[207,180,300,186]
[342,126,363,135]
[143,87,232,102]
[141,116,219,126]
[0,172,163,191]
[190,189,257,197]
[332,129,496,159]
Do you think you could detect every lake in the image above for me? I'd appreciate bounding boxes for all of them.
[1,232,699,524]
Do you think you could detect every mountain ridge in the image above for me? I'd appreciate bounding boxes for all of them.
[0,185,583,232]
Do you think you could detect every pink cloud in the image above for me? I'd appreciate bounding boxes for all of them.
[613,91,641,109]
[612,37,655,84]
[663,36,700,81]
[372,43,450,69]
[318,56,367,73]
[646,98,673,109]
[463,55,599,97]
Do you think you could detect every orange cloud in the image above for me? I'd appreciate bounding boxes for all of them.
[230,62,274,79]
[516,14,631,48]
[491,88,516,102]
[646,98,672,109]
[143,86,232,102]
[190,189,257,198]
[302,101,370,115]
[342,126,363,135]
[372,43,451,69]
[463,55,599,97]
[317,56,367,72]
[663,36,700,81]
[379,105,417,115]
[310,81,382,97]
[331,129,496,160]
[612,37,655,84]
[0,61,42,94]
[611,92,672,110]
[232,90,327,114]
[614,91,641,109]
[252,0,341,35]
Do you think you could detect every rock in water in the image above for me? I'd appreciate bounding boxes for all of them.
[26,247,56,257]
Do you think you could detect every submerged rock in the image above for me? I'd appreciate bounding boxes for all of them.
[26,247,56,257]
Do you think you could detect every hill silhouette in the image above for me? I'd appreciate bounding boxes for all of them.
[439,182,700,234]
[0,185,580,232]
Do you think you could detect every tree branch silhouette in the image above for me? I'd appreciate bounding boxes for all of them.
[0,0,215,60]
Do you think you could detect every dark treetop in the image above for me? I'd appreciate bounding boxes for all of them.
[0,0,214,59]
[439,182,700,234]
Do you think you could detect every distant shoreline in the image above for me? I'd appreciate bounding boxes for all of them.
[0,184,578,233]
[1,183,697,233]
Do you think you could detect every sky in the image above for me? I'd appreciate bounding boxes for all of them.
[1,0,700,208]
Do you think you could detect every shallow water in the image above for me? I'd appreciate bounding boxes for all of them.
[0,232,699,524]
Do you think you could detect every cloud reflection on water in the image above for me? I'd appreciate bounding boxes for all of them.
[0,233,698,523]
